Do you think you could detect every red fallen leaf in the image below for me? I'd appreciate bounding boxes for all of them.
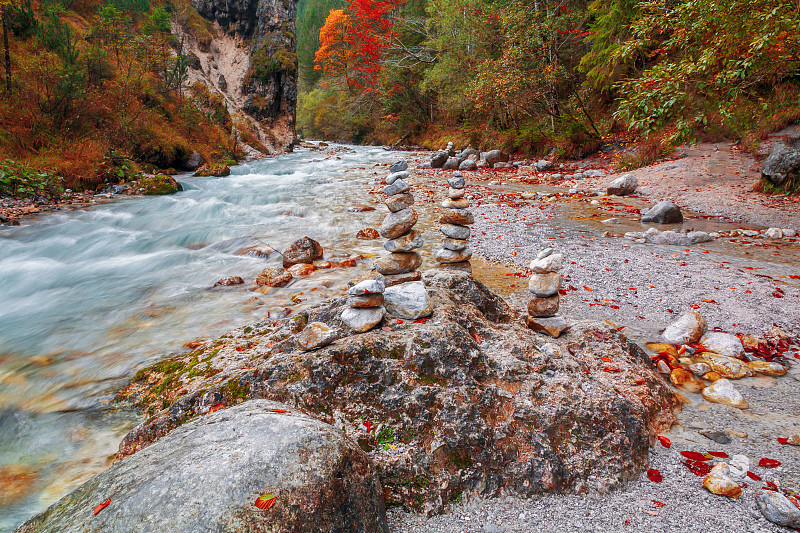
[474,333,482,344]
[600,356,613,362]
[677,345,686,355]
[701,299,717,303]
[270,409,291,413]
[683,459,713,476]
[94,498,111,515]
[657,436,671,448]
[689,304,700,309]
[235,347,245,351]
[209,403,225,414]
[772,291,784,298]
[254,494,277,510]
[745,289,752,294]
[364,420,372,432]
[778,437,789,445]
[413,318,427,324]
[603,367,623,373]
[707,451,728,458]
[687,343,706,352]
[397,320,404,324]
[680,450,710,461]
[647,468,663,482]
[758,458,781,468]
[583,368,591,375]
[764,481,779,491]
[651,500,666,507]
[634,379,646,385]
[558,289,568,295]
[583,286,593,291]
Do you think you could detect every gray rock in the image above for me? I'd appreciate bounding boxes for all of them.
[374,252,422,275]
[764,227,783,239]
[184,150,204,171]
[527,272,562,298]
[458,147,479,161]
[688,231,713,243]
[641,201,683,224]
[347,279,385,296]
[761,143,800,186]
[482,150,510,168]
[431,151,450,169]
[386,171,409,184]
[448,175,466,189]
[529,253,563,274]
[385,192,414,213]
[756,489,800,529]
[458,159,477,171]
[698,429,732,445]
[525,315,570,338]
[537,248,555,259]
[607,174,637,196]
[379,208,418,240]
[443,157,460,170]
[442,238,469,251]
[585,169,605,178]
[383,281,434,319]
[389,160,408,173]
[689,362,711,376]
[493,162,513,169]
[435,248,472,263]
[341,306,385,333]
[440,208,474,225]
[440,224,471,240]
[573,172,586,179]
[15,400,387,533]
[383,179,410,196]
[384,229,424,252]
[648,230,690,246]
[346,294,385,308]
[662,311,707,345]
[535,160,553,172]
[700,332,745,358]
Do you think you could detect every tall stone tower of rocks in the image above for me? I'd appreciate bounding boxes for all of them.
[435,171,473,271]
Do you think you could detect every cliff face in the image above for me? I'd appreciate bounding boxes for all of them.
[190,0,298,153]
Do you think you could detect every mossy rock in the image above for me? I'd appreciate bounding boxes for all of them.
[193,165,231,177]
[136,175,181,195]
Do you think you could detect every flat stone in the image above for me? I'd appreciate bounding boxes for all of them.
[527,295,559,317]
[529,253,563,274]
[525,316,570,338]
[727,455,750,481]
[688,231,713,243]
[702,462,741,499]
[14,400,388,533]
[347,294,385,308]
[448,187,465,199]
[700,332,745,358]
[442,198,470,209]
[440,224,471,240]
[701,353,755,379]
[662,311,707,345]
[448,175,465,189]
[641,200,683,224]
[689,362,712,376]
[347,279,385,296]
[701,378,749,409]
[384,179,410,196]
[384,229,424,252]
[296,322,338,351]
[442,238,469,251]
[213,276,244,287]
[458,159,477,171]
[256,266,293,287]
[283,236,324,268]
[389,160,408,173]
[747,360,787,376]
[383,281,434,320]
[669,367,704,393]
[537,248,555,259]
[756,489,800,529]
[382,271,422,287]
[341,306,385,333]
[435,248,472,263]
[434,261,472,274]
[527,272,562,297]
[699,430,732,445]
[385,193,414,213]
[440,208,474,225]
[374,252,422,275]
[386,171,409,184]
[379,208,418,240]
[607,174,637,196]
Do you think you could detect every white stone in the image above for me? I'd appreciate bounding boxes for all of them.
[727,455,750,482]
[765,227,784,239]
[341,306,384,333]
[662,311,707,345]
[700,332,745,358]
[527,272,561,298]
[347,279,385,296]
[782,228,797,238]
[529,253,563,274]
[383,281,434,320]
[701,378,749,409]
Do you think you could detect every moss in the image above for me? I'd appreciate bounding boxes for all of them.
[225,378,250,400]
[138,174,180,195]
[243,326,253,334]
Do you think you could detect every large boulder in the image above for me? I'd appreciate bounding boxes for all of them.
[442,157,460,170]
[15,400,387,533]
[458,159,478,171]
[430,151,449,169]
[607,174,637,196]
[482,150,510,168]
[762,143,800,186]
[282,237,323,268]
[117,271,679,515]
[641,200,683,224]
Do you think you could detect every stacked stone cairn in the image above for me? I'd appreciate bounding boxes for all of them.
[435,171,473,271]
[525,249,570,338]
[341,278,385,333]
[374,160,424,286]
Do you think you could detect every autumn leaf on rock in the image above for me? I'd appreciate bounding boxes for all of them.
[93,499,110,516]
[647,469,662,482]
[254,494,277,510]
[270,409,291,414]
[758,458,781,468]
[778,437,789,445]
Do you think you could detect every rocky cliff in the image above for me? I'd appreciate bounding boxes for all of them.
[184,0,298,154]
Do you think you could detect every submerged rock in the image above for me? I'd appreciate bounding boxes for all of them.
[16,400,387,533]
[256,266,293,287]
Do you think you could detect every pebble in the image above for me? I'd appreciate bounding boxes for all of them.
[347,279,385,296]
[701,353,755,379]
[440,224,471,240]
[698,430,732,445]
[747,360,787,376]
[341,306,385,333]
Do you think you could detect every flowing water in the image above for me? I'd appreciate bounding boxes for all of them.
[0,145,403,531]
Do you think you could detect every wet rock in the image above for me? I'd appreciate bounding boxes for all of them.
[527,272,562,298]
[386,171,409,184]
[702,462,741,499]
[689,362,712,377]
[256,266,293,287]
[703,371,723,382]
[662,311,707,345]
[529,253,563,274]
[669,367,704,393]
[607,174,637,196]
[435,248,473,263]
[184,151,204,171]
[443,157,460,170]
[700,332,745,358]
[17,400,387,533]
[688,231,713,243]
[348,279,385,296]
[347,294,385,308]
[384,229,424,252]
[383,281,434,320]
[430,151,449,169]
[761,143,800,186]
[525,316,570,338]
[389,160,408,173]
[287,263,316,277]
[641,201,683,224]
[756,489,800,529]
[296,322,338,351]
[527,295,559,318]
[283,237,324,268]
[341,306,385,333]
[374,252,422,275]
[701,378,749,409]
[193,165,231,177]
[382,271,422,287]
[442,238,469,251]
[440,224,471,240]
[448,175,466,189]
[747,360,787,376]
[356,228,380,240]
[384,179,410,196]
[442,198,470,209]
[385,193,414,213]
[440,208,474,225]
[132,175,182,195]
[213,276,244,287]
[699,430,732,445]
[380,208,418,240]
[701,353,755,379]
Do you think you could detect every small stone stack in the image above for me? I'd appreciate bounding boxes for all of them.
[525,249,569,338]
[435,172,473,271]
[374,160,424,286]
[341,279,385,333]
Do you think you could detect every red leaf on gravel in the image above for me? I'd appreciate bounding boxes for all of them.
[683,460,713,476]
[413,318,427,324]
[680,450,710,461]
[602,367,623,373]
[701,299,717,303]
[600,356,613,362]
[93,499,110,516]
[758,458,781,468]
[651,500,666,507]
[583,286,593,291]
[707,451,728,458]
[634,379,646,385]
[689,304,700,309]
[657,436,671,448]
[772,291,784,298]
[647,469,663,482]
[778,437,789,445]
[474,333,482,344]
[747,471,762,481]
[364,420,372,432]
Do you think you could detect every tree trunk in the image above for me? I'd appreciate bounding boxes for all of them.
[1,5,11,95]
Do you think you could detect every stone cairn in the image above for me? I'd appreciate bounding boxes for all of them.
[374,160,424,286]
[435,171,473,271]
[341,278,386,333]
[525,249,570,338]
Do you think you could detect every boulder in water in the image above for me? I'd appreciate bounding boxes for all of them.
[283,237,324,268]
[641,201,683,224]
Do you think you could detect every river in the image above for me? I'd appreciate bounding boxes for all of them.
[0,144,403,531]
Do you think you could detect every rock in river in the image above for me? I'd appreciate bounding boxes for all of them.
[282,236,324,268]
[15,400,387,533]
[641,201,683,224]
[256,266,293,287]
[606,174,637,196]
